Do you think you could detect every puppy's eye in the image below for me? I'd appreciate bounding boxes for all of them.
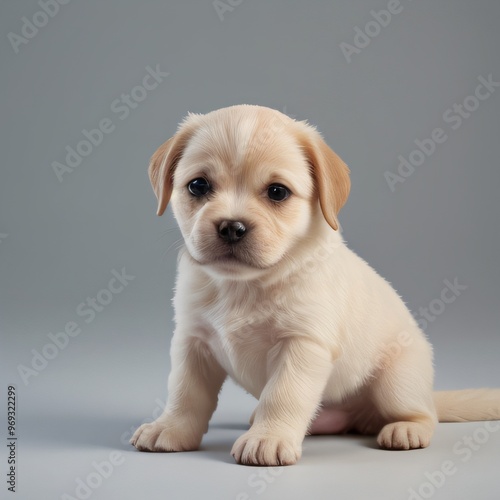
[267,184,290,202]
[187,178,211,197]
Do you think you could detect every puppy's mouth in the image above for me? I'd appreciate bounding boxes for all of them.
[215,248,240,262]
[193,243,268,270]
[209,248,260,268]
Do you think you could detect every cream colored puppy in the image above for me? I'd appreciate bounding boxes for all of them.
[131,104,499,465]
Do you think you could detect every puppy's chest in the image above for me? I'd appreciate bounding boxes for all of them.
[201,284,287,392]
[207,284,286,338]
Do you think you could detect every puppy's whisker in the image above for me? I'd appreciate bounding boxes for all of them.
[157,227,181,242]
[162,238,184,259]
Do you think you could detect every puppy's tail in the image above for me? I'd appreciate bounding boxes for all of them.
[434,389,500,422]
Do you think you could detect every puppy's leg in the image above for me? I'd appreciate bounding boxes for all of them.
[131,333,226,452]
[372,333,438,450]
[231,338,332,466]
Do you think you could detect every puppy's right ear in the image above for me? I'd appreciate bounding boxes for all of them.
[148,115,201,215]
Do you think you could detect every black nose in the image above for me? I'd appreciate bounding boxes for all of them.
[218,220,247,243]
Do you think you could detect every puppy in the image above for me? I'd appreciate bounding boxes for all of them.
[131,104,500,465]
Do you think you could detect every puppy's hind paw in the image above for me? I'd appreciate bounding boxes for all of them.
[377,421,432,450]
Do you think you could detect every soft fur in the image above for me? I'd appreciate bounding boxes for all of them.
[130,104,500,465]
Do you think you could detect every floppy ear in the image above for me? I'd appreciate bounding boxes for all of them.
[148,116,200,215]
[298,127,351,231]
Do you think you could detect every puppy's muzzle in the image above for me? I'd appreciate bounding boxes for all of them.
[218,220,247,243]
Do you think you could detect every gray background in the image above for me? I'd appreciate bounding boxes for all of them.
[1,0,499,499]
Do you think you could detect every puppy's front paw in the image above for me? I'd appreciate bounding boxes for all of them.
[231,430,301,466]
[130,418,201,452]
[377,421,432,450]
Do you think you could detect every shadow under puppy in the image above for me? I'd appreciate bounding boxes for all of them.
[131,104,500,465]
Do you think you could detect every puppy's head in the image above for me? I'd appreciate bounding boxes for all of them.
[149,105,350,279]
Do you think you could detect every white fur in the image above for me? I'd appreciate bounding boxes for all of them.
[131,105,500,465]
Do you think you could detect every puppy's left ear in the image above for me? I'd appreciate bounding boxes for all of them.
[298,127,351,231]
[149,114,201,215]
